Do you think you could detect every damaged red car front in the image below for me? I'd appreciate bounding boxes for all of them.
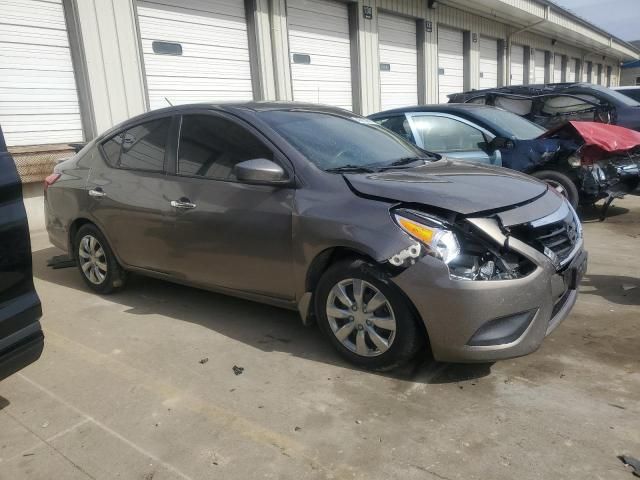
[541,121,640,217]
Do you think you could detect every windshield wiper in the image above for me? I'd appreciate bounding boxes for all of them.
[325,164,377,173]
[375,156,429,170]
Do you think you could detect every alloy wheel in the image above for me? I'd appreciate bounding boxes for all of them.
[326,278,397,357]
[78,234,108,285]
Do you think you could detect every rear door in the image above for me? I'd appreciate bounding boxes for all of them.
[162,112,295,299]
[406,113,499,165]
[86,116,176,273]
[0,126,43,381]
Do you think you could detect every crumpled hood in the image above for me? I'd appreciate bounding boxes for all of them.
[344,159,547,215]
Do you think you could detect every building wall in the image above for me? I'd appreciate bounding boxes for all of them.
[621,67,640,86]
[4,0,638,186]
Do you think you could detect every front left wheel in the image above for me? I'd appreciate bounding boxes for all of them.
[75,224,127,294]
[314,258,424,371]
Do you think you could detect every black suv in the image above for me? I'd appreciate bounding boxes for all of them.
[0,126,43,381]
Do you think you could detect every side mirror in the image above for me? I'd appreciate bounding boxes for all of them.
[488,137,515,151]
[234,158,287,185]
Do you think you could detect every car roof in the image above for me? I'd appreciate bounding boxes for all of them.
[369,103,496,118]
[613,86,640,90]
[97,101,353,140]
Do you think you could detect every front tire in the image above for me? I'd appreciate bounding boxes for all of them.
[531,170,580,208]
[74,224,127,294]
[314,259,423,371]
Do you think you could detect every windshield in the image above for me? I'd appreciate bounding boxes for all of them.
[259,110,428,171]
[582,84,640,107]
[473,107,546,139]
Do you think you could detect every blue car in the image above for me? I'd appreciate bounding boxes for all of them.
[369,104,639,209]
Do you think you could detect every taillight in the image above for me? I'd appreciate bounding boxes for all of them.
[44,173,61,191]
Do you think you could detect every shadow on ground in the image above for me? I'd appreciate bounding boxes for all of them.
[581,274,640,306]
[580,203,630,222]
[0,396,9,411]
[32,247,492,384]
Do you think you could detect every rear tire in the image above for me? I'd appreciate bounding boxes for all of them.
[314,258,423,371]
[531,170,580,208]
[74,224,127,294]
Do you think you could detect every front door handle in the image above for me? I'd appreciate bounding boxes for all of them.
[88,188,106,198]
[170,199,197,210]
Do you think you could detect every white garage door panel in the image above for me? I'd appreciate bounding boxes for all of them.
[554,55,563,82]
[569,59,577,82]
[287,0,352,110]
[479,37,498,89]
[379,13,417,111]
[438,26,464,103]
[137,0,253,110]
[0,0,83,146]
[534,50,546,83]
[510,45,524,85]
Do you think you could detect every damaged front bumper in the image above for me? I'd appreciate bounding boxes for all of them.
[392,194,587,363]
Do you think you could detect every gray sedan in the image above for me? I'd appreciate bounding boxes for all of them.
[45,103,586,370]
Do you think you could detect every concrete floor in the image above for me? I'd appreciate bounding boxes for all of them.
[1,195,639,480]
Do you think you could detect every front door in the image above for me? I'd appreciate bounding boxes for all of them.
[162,113,295,300]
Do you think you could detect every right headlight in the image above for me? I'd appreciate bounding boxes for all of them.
[393,212,460,264]
[392,209,534,281]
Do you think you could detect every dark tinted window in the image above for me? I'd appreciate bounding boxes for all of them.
[119,119,170,172]
[178,115,274,180]
[102,118,170,172]
[102,134,123,166]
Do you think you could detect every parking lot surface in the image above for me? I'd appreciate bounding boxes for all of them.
[1,195,639,480]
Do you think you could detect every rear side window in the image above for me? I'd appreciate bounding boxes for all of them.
[177,114,274,181]
[101,118,171,172]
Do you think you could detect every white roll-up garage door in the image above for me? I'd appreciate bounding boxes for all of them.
[0,0,83,147]
[510,45,524,85]
[534,50,546,83]
[569,58,578,82]
[378,13,418,111]
[553,54,563,82]
[438,26,464,103]
[137,0,253,110]
[287,0,352,110]
[479,37,498,89]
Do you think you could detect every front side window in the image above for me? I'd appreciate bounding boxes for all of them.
[178,114,274,181]
[410,115,486,152]
[102,118,171,172]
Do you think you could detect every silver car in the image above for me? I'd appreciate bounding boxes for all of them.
[45,103,587,370]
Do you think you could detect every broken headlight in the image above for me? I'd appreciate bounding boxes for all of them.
[393,209,533,281]
[446,237,533,281]
[393,211,460,264]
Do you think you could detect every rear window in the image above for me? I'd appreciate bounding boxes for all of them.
[101,118,171,172]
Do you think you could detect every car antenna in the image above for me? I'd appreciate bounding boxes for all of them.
[164,97,174,106]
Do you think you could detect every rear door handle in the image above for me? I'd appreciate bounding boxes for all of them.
[88,188,106,198]
[170,199,197,210]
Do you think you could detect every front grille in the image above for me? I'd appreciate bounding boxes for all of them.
[511,203,581,269]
